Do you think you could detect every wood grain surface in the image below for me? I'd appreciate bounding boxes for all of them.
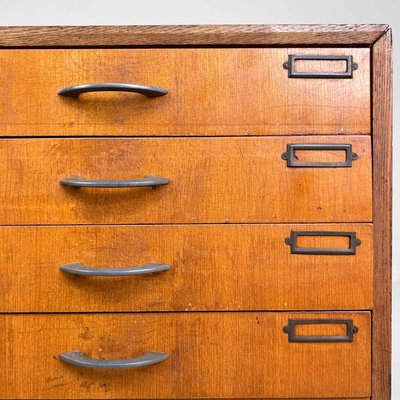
[0,136,372,225]
[0,24,388,47]
[0,23,390,400]
[372,29,393,400]
[0,224,373,312]
[0,312,371,399]
[0,48,370,136]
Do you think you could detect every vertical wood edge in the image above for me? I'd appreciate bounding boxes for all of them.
[372,28,393,400]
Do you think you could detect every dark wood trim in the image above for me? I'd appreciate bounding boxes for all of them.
[0,24,389,47]
[372,29,392,400]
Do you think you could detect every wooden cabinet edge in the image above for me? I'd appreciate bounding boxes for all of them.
[372,29,393,400]
[0,24,389,47]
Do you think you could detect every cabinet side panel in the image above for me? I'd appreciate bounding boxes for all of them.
[372,29,392,400]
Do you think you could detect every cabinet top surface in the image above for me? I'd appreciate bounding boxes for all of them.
[0,24,389,47]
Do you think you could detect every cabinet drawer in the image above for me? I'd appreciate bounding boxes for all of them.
[0,136,372,224]
[0,48,369,136]
[0,224,373,312]
[0,312,371,399]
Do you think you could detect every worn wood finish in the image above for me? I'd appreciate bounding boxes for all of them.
[0,136,372,225]
[0,48,370,136]
[0,224,373,312]
[0,24,391,399]
[372,29,392,400]
[0,312,371,399]
[0,24,388,47]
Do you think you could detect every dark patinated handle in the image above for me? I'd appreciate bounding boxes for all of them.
[58,83,168,98]
[59,351,169,369]
[60,175,170,188]
[60,261,171,276]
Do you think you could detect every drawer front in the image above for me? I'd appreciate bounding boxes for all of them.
[0,312,371,399]
[0,48,369,136]
[0,136,372,224]
[0,224,373,312]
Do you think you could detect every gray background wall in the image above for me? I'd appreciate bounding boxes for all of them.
[0,0,397,396]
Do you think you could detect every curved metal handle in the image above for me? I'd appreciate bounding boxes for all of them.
[59,351,169,369]
[58,83,168,98]
[60,261,171,276]
[60,175,170,188]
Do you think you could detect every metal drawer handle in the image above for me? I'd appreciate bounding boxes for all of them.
[281,144,358,168]
[60,351,169,369]
[58,83,168,98]
[60,175,170,188]
[285,231,361,255]
[283,319,359,343]
[60,261,171,276]
[283,55,358,78]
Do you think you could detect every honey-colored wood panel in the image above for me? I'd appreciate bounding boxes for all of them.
[0,48,369,136]
[0,224,373,312]
[0,136,372,224]
[0,312,371,399]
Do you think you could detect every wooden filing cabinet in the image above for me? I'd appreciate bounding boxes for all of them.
[0,25,392,399]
